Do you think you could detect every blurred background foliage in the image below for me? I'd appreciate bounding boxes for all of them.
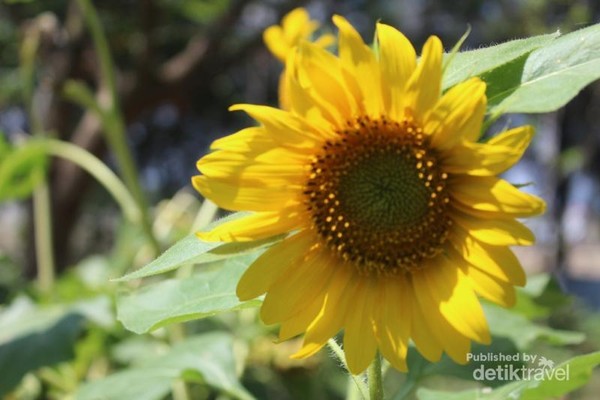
[1,0,600,399]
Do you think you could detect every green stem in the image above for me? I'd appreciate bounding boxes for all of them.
[368,353,384,400]
[327,338,369,399]
[75,0,159,255]
[43,139,141,224]
[21,28,55,294]
[33,182,55,294]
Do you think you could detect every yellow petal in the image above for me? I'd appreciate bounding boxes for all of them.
[451,176,546,217]
[286,71,336,126]
[279,289,326,341]
[229,104,330,148]
[426,78,486,150]
[375,278,410,372]
[236,230,315,300]
[197,149,306,184]
[404,36,443,121]
[191,175,299,212]
[449,230,526,286]
[451,212,535,246]
[442,126,534,175]
[487,125,535,148]
[443,143,517,176]
[409,283,443,362]
[292,267,355,359]
[296,42,357,122]
[261,246,336,324]
[281,8,315,43]
[410,274,471,364]
[197,207,305,242]
[375,23,416,119]
[210,127,272,152]
[314,33,335,49]
[263,25,289,62]
[430,311,471,364]
[419,257,491,344]
[333,15,383,116]
[263,8,316,62]
[343,280,378,374]
[459,261,516,307]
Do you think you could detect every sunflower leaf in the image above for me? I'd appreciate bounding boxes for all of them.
[442,32,558,90]
[0,296,111,396]
[117,254,261,334]
[520,351,600,400]
[115,212,280,281]
[488,22,600,114]
[76,332,254,400]
[415,351,600,400]
[484,303,584,350]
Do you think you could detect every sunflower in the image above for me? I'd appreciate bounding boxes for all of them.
[192,14,545,374]
[263,7,334,110]
[263,7,334,63]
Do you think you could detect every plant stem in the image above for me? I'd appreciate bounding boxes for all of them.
[75,0,159,255]
[33,181,55,294]
[43,139,141,224]
[20,28,55,294]
[327,338,369,399]
[368,352,384,400]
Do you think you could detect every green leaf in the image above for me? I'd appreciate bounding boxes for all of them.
[115,233,220,281]
[0,314,85,397]
[521,351,600,399]
[512,274,553,318]
[484,303,584,350]
[417,387,479,400]
[442,32,559,90]
[0,297,86,397]
[416,351,600,400]
[117,254,261,334]
[393,339,522,400]
[0,140,47,202]
[520,273,551,297]
[489,23,600,114]
[76,332,254,400]
[116,212,282,281]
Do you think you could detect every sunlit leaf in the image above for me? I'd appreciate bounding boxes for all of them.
[416,351,600,400]
[417,388,479,400]
[117,254,261,334]
[76,332,254,400]
[116,212,281,281]
[520,351,600,399]
[489,23,600,114]
[443,32,558,90]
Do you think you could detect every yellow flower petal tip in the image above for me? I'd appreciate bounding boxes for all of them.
[263,7,332,62]
[193,11,545,374]
[195,231,219,243]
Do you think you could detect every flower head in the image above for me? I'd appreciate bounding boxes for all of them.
[263,7,334,62]
[193,14,545,374]
[263,8,334,110]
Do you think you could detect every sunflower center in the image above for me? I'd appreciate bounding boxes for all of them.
[304,116,452,275]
